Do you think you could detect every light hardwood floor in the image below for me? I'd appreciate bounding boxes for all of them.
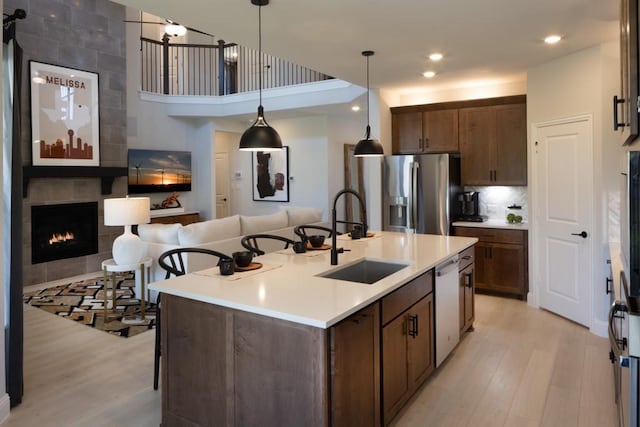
[5,283,616,427]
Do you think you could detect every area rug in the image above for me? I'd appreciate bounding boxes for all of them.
[23,273,157,338]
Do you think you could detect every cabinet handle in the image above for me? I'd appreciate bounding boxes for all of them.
[414,314,419,337]
[462,255,471,261]
[606,277,613,295]
[493,170,497,181]
[424,137,429,148]
[465,272,472,288]
[614,95,626,130]
[408,315,418,338]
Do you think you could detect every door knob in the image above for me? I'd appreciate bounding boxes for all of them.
[571,231,588,239]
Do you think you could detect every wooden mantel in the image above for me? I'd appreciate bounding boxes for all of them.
[22,166,128,198]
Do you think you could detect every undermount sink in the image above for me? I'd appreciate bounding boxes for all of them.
[317,259,408,284]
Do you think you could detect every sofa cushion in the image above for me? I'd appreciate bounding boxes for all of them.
[178,215,241,245]
[283,206,323,226]
[240,210,289,235]
[137,223,182,244]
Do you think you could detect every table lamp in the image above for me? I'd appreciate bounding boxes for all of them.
[104,196,150,265]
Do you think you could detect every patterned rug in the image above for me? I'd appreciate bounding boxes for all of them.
[23,273,157,338]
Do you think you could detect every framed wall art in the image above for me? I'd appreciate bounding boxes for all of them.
[29,61,100,166]
[252,146,290,202]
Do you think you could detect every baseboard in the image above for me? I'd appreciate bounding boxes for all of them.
[590,319,608,338]
[0,393,10,424]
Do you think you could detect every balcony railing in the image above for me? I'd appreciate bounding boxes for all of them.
[141,36,333,96]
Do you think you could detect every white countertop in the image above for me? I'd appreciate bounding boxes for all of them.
[149,231,477,328]
[452,219,529,230]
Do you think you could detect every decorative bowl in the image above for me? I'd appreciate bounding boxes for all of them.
[308,235,325,248]
[232,251,254,268]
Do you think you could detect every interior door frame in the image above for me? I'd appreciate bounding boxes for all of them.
[530,114,595,328]
[343,144,365,229]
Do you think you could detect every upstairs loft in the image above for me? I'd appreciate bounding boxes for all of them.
[137,35,367,117]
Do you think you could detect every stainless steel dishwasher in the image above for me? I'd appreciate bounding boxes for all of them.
[435,255,460,367]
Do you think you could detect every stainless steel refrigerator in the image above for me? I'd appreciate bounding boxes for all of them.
[382,154,461,235]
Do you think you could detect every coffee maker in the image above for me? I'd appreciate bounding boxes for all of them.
[457,191,484,222]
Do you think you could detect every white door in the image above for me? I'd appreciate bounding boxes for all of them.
[215,152,230,218]
[534,115,593,326]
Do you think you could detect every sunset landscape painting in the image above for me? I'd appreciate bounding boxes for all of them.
[127,149,192,194]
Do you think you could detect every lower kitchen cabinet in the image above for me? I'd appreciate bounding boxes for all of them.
[381,272,435,425]
[330,302,380,426]
[454,227,528,299]
[459,246,475,334]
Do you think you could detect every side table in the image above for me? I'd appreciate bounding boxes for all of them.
[101,257,152,321]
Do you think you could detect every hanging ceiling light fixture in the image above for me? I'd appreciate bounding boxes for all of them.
[354,50,384,157]
[239,0,282,151]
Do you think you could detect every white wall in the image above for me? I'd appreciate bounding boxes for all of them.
[392,80,527,107]
[223,116,331,218]
[527,42,622,336]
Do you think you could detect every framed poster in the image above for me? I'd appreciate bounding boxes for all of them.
[30,61,100,166]
[252,146,289,202]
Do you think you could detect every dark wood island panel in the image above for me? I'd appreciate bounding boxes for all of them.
[161,294,382,427]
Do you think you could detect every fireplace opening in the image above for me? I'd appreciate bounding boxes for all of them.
[32,202,99,264]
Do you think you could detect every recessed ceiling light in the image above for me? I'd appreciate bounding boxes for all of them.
[429,53,443,61]
[544,34,562,44]
[423,71,436,78]
[351,105,361,112]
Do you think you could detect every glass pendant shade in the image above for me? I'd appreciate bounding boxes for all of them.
[239,106,282,151]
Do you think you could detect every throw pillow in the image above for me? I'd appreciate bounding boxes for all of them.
[137,223,182,244]
[240,210,289,234]
[178,215,241,245]
[284,206,323,226]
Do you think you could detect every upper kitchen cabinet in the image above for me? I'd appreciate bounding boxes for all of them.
[615,0,639,145]
[459,97,527,186]
[391,108,459,154]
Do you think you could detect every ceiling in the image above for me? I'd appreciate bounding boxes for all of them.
[116,0,618,98]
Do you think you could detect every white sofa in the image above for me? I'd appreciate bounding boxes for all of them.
[138,207,327,282]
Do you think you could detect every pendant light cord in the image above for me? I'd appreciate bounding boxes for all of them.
[366,53,370,138]
[258,4,263,108]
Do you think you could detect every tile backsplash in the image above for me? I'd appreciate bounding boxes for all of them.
[464,186,528,222]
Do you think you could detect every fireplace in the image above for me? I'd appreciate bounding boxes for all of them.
[31,202,99,264]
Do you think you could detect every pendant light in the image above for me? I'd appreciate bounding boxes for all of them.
[239,0,283,151]
[354,50,384,157]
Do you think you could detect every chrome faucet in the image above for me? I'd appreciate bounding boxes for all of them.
[331,189,368,265]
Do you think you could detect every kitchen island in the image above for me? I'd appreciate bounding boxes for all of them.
[150,231,476,427]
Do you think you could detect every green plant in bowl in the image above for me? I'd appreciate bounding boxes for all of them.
[507,213,516,223]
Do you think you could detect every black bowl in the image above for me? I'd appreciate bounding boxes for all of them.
[308,235,325,248]
[232,251,253,268]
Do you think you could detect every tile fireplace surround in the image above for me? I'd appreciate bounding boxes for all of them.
[21,177,127,286]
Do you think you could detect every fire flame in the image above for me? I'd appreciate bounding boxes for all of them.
[49,231,74,245]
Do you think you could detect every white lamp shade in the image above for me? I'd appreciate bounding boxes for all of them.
[104,197,150,226]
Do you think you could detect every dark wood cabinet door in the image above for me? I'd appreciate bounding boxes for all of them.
[408,294,435,389]
[459,263,474,333]
[473,242,490,290]
[392,111,423,153]
[382,313,410,425]
[485,242,525,296]
[423,109,459,153]
[495,104,527,185]
[330,303,380,427]
[459,106,495,185]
